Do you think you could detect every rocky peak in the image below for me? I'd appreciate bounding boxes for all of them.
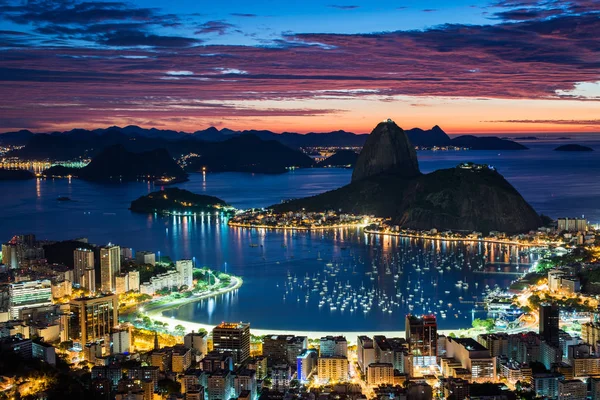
[351,119,420,182]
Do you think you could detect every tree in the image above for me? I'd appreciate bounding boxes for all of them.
[472,318,495,332]
[290,379,299,389]
[175,324,186,336]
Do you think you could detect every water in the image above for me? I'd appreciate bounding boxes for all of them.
[1,137,599,331]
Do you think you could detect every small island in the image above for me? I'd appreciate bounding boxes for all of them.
[554,144,593,152]
[0,168,35,181]
[130,187,235,215]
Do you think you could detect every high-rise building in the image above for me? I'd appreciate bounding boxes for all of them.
[357,336,376,374]
[319,336,347,357]
[540,304,560,347]
[297,349,318,383]
[74,248,94,286]
[212,322,250,364]
[176,259,194,289]
[9,280,52,319]
[207,370,234,400]
[558,379,586,400]
[263,335,293,364]
[366,363,395,386]
[317,356,348,383]
[112,327,131,354]
[68,294,119,343]
[405,315,438,366]
[100,245,121,293]
[82,267,96,293]
[557,217,587,232]
[115,274,129,294]
[128,271,140,292]
[184,331,208,356]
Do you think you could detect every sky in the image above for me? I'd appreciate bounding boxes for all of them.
[0,0,599,134]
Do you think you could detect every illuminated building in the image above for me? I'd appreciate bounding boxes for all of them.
[212,322,250,364]
[202,350,234,372]
[286,336,307,366]
[207,370,234,400]
[477,333,509,358]
[151,349,172,372]
[297,349,318,383]
[172,346,192,373]
[115,274,128,294]
[271,363,291,391]
[185,331,208,356]
[68,294,118,343]
[176,259,193,289]
[100,245,121,292]
[128,271,140,292]
[51,278,72,300]
[557,217,587,232]
[357,336,375,374]
[112,327,131,354]
[317,356,348,383]
[405,314,437,367]
[591,377,600,400]
[374,335,395,364]
[319,335,347,357]
[367,363,395,386]
[32,340,56,365]
[444,337,496,382]
[234,369,257,400]
[533,372,564,398]
[558,379,586,400]
[246,356,268,380]
[74,248,94,286]
[82,267,96,293]
[9,280,52,319]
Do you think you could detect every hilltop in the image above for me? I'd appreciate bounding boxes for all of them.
[273,120,541,233]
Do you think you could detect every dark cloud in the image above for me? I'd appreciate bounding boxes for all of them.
[0,0,174,25]
[100,30,202,48]
[422,9,437,12]
[328,5,360,10]
[194,20,236,35]
[230,13,258,18]
[492,7,564,19]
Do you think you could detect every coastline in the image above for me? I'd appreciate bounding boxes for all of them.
[363,229,547,247]
[227,221,368,231]
[134,275,473,342]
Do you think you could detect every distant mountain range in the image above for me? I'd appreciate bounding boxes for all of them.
[1,124,528,154]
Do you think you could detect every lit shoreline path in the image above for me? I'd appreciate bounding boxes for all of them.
[123,275,243,328]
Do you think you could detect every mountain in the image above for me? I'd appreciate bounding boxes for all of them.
[185,134,315,174]
[130,188,230,214]
[406,125,452,147]
[0,130,35,146]
[554,144,593,152]
[43,145,187,182]
[352,120,420,182]
[272,121,541,234]
[317,150,359,168]
[451,135,528,150]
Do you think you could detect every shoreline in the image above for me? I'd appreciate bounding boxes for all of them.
[227,221,368,231]
[363,229,547,247]
[135,275,477,341]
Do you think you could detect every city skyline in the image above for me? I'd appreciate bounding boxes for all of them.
[0,0,599,134]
